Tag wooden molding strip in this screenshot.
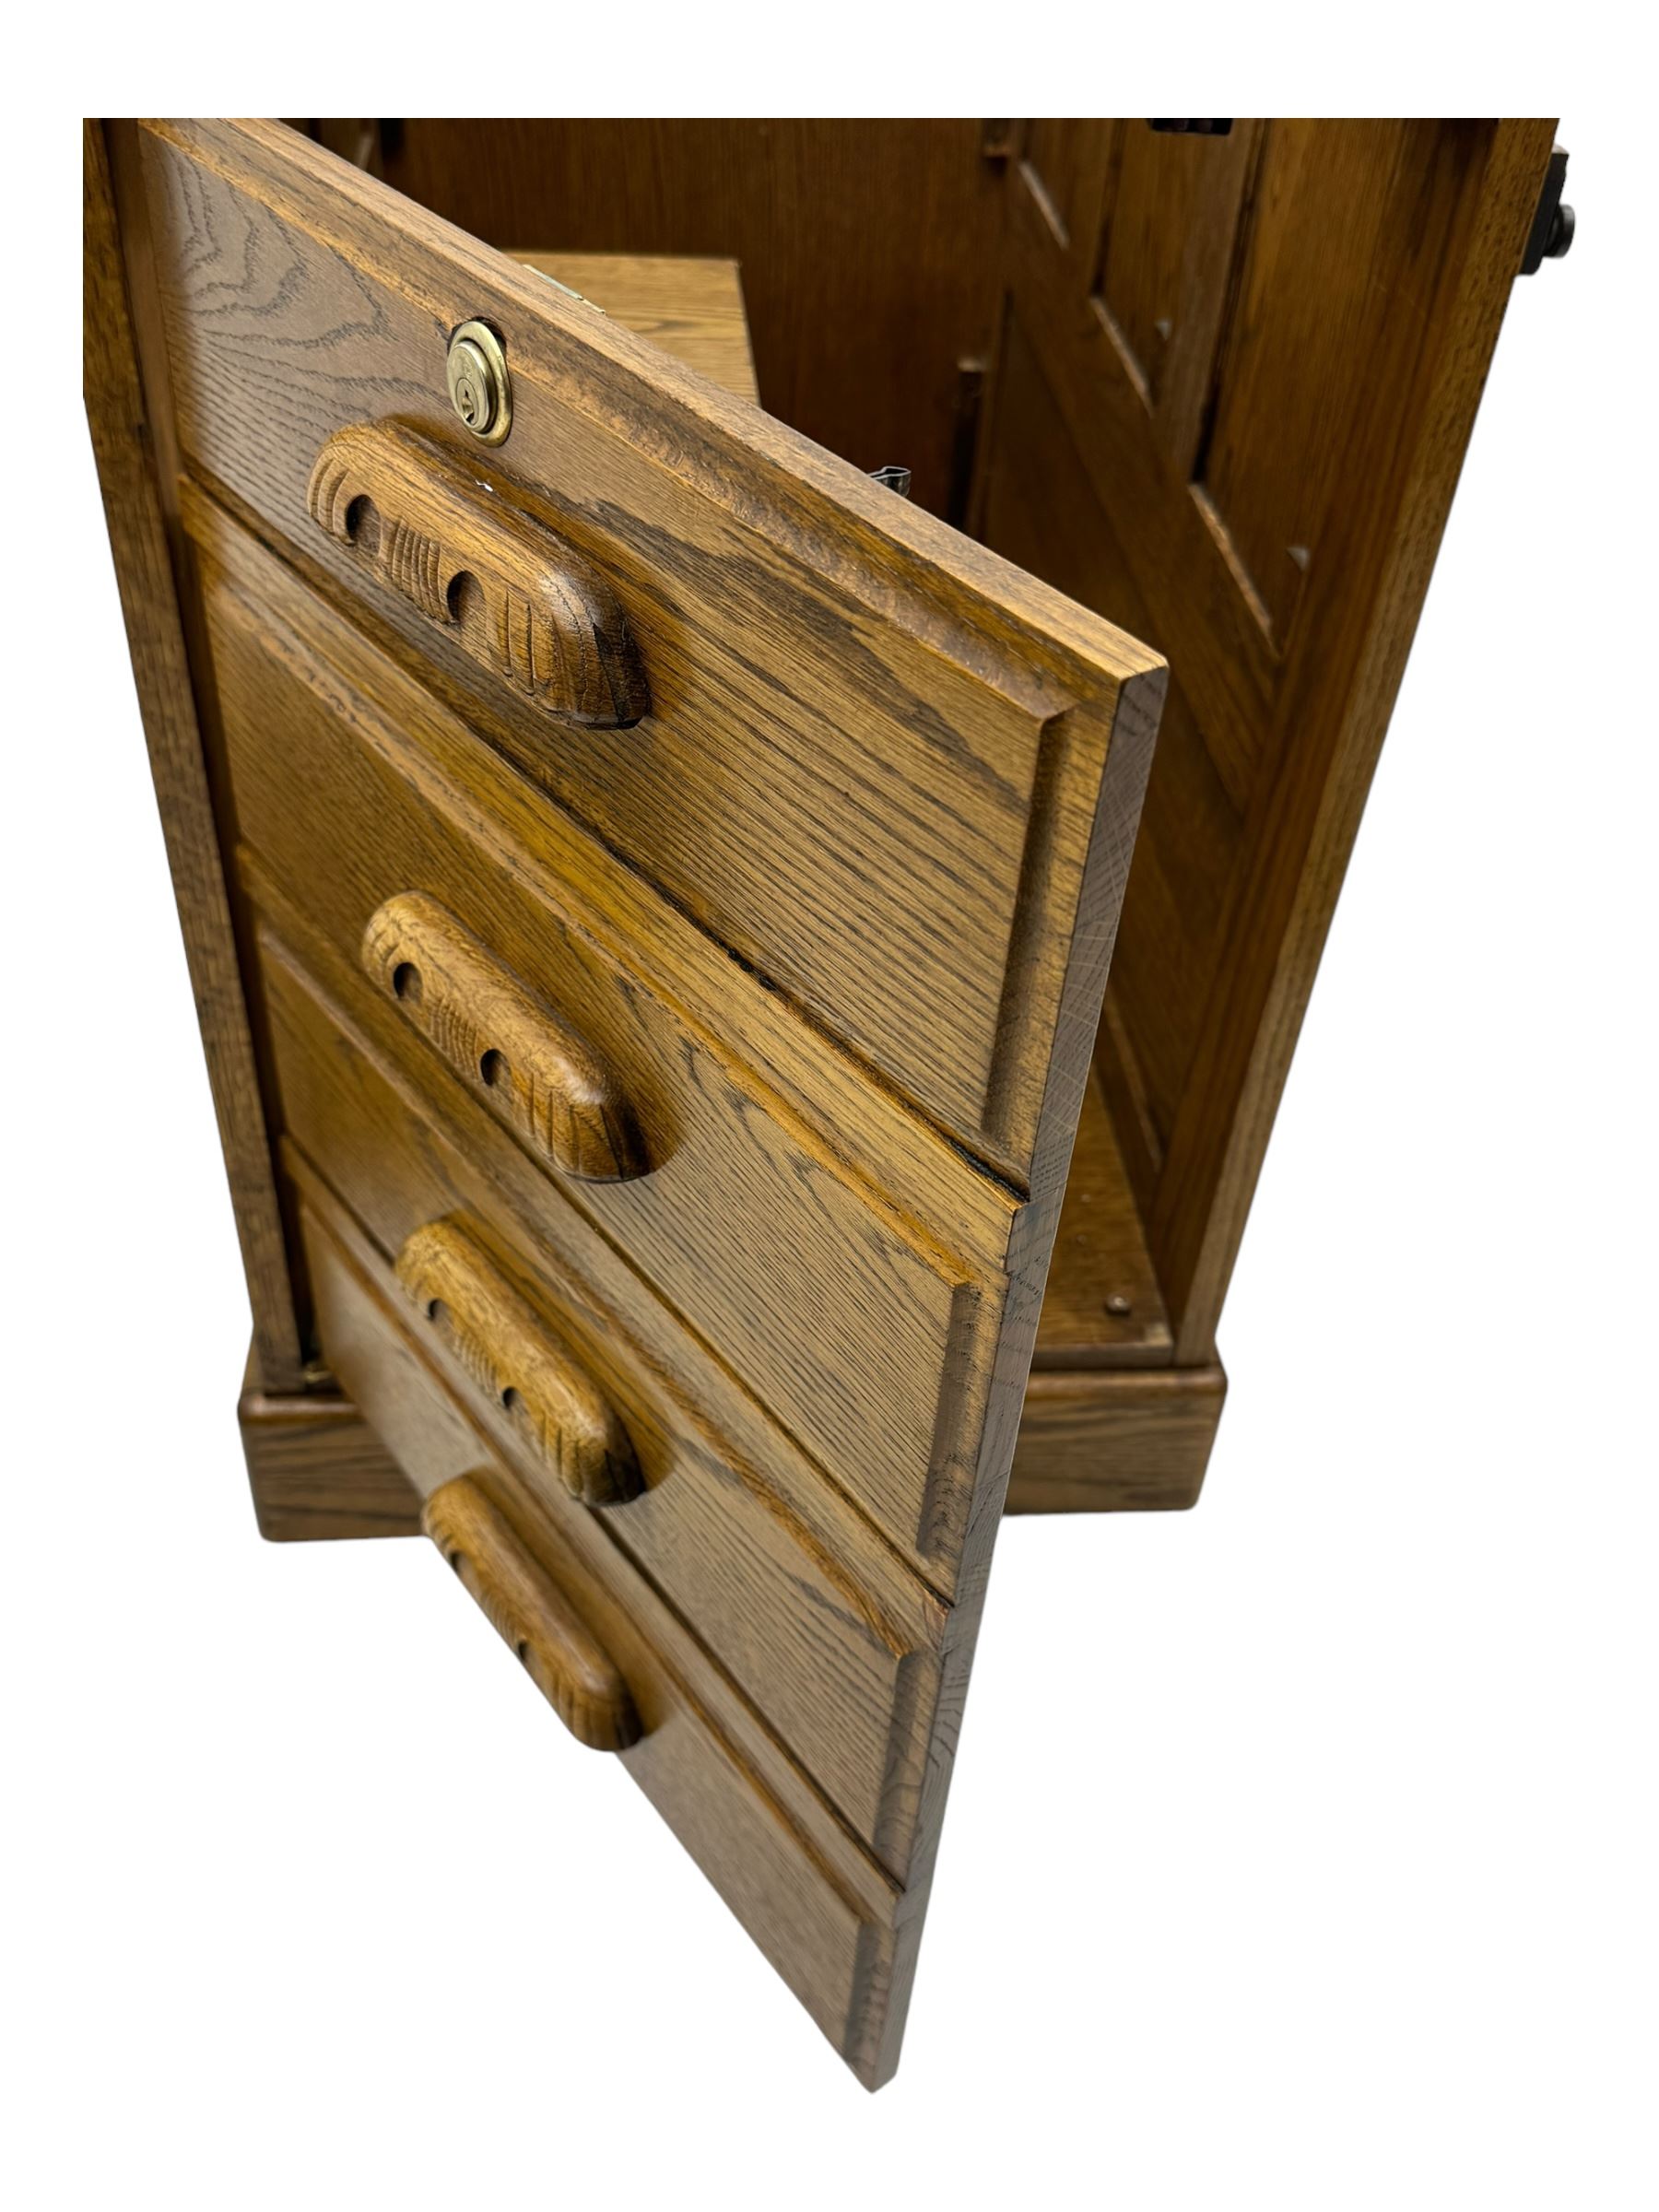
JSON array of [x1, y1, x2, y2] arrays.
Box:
[[84, 121, 306, 1391], [1006, 1361, 1226, 1513], [238, 1349, 423, 1541], [1149, 122, 1559, 1361]]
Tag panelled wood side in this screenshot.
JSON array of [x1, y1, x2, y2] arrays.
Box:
[[975, 118, 1557, 1366]]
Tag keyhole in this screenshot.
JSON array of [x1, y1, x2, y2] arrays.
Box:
[[446, 323, 511, 445]]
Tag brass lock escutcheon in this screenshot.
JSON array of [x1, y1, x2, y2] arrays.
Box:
[[446, 319, 512, 445]]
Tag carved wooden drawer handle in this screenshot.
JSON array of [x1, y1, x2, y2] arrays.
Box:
[[363, 894, 647, 1184], [396, 1219, 643, 1508], [306, 419, 649, 726], [423, 1476, 641, 1750]]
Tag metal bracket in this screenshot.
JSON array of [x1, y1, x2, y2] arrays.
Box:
[[1519, 145, 1575, 275]]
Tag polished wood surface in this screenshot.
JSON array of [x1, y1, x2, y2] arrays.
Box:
[[307, 419, 651, 725], [422, 1474, 641, 1750], [363, 893, 647, 1184], [127, 118, 1161, 2084]]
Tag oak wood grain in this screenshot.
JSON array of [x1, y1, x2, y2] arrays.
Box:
[[190, 481, 1024, 1281], [1148, 120, 1557, 1359], [307, 419, 650, 725], [422, 1474, 641, 1749], [94, 117, 1565, 2091]]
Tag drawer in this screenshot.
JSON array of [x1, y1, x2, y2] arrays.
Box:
[[200, 510, 1006, 1581], [143, 117, 1162, 1176], [124, 121, 1163, 2087], [264, 932, 947, 1877], [295, 1187, 901, 2069]]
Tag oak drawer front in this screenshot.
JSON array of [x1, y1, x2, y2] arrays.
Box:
[[296, 1191, 900, 2070], [133, 122, 1165, 2089], [140, 119, 1161, 1178], [265, 935, 946, 1876], [206, 557, 1001, 1580]]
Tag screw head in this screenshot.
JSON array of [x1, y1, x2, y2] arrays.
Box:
[[1545, 201, 1576, 260]]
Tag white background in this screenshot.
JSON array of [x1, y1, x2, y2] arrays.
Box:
[[10, 58, 1654, 2210]]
